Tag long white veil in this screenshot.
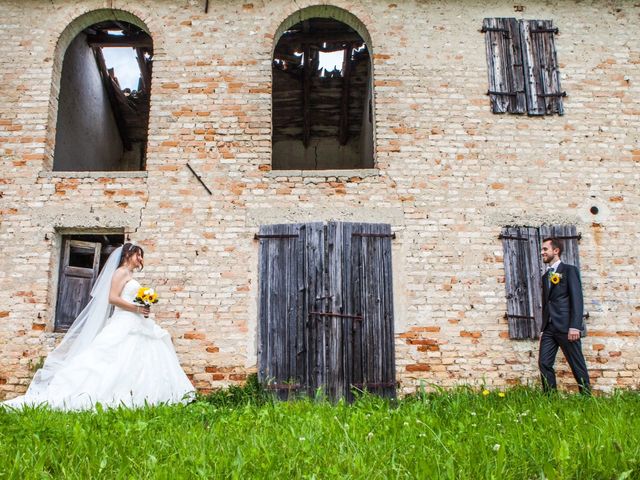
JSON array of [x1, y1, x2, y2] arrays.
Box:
[[22, 246, 123, 399]]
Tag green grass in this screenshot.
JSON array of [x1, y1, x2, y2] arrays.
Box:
[[1, 381, 639, 479]]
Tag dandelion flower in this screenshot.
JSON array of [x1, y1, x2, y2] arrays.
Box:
[[498, 392, 506, 398], [482, 389, 490, 396]]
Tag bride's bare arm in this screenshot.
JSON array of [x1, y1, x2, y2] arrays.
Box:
[[108, 268, 150, 315]]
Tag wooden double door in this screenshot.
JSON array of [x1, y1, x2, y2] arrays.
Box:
[[257, 222, 395, 401]]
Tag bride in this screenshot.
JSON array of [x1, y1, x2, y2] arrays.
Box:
[[2, 243, 195, 410]]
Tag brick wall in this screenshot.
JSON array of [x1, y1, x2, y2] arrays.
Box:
[[1, 0, 638, 397]]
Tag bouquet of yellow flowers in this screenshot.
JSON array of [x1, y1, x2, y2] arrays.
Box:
[[134, 287, 159, 307]]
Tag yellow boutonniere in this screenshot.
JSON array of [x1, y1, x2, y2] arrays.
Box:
[[549, 272, 562, 285]]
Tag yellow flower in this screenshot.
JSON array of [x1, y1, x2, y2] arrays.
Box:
[[135, 286, 159, 306], [498, 392, 506, 398], [482, 389, 490, 396], [550, 272, 561, 285]]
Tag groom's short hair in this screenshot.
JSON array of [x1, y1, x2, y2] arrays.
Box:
[[543, 237, 563, 257]]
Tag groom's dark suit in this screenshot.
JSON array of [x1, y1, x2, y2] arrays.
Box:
[[539, 262, 590, 393]]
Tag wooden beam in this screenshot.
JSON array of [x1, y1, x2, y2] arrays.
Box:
[[87, 33, 152, 48], [135, 48, 150, 92], [93, 48, 132, 150], [278, 32, 363, 46], [302, 43, 312, 148], [338, 46, 353, 146], [273, 52, 304, 64]]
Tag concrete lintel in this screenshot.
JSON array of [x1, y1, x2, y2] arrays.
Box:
[[38, 171, 148, 179], [32, 206, 143, 230], [246, 206, 404, 227], [265, 168, 380, 180]]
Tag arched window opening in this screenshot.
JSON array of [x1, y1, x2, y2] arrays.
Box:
[[272, 18, 374, 170], [53, 21, 153, 171]]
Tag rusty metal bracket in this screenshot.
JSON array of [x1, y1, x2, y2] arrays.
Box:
[[551, 233, 582, 240], [531, 27, 559, 34], [352, 232, 396, 239], [264, 383, 302, 390], [539, 92, 567, 98], [480, 26, 511, 38], [309, 311, 363, 321], [504, 313, 535, 320], [488, 90, 524, 97], [498, 233, 529, 240], [351, 382, 397, 389], [254, 233, 299, 239]]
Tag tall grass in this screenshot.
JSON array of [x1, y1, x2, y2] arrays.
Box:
[[1, 382, 638, 479]]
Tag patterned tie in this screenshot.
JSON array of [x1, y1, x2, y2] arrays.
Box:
[[547, 267, 554, 288]]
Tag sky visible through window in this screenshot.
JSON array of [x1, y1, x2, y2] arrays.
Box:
[[318, 50, 344, 76], [293, 49, 346, 75], [104, 45, 348, 89], [101, 47, 141, 91]]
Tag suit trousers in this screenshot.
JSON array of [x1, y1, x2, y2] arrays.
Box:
[[539, 329, 591, 394]]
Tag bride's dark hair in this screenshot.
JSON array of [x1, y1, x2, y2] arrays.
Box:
[[118, 242, 144, 270]]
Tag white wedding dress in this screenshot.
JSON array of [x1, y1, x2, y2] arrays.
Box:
[[3, 279, 195, 410]]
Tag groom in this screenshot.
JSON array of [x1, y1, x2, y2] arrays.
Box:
[[538, 237, 590, 394]]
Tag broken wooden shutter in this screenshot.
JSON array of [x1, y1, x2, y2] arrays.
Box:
[[482, 18, 526, 114], [257, 223, 307, 399], [501, 226, 542, 339], [520, 20, 565, 115], [55, 239, 102, 332]]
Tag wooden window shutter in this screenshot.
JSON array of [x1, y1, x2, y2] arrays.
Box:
[[501, 226, 542, 339], [334, 222, 396, 401], [483, 18, 527, 114], [55, 239, 102, 332], [520, 20, 565, 115], [539, 225, 585, 330], [257, 223, 307, 398], [539, 225, 580, 269]]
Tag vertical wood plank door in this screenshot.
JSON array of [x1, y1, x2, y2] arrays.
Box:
[[258, 222, 396, 402], [55, 240, 102, 331], [257, 223, 306, 400]]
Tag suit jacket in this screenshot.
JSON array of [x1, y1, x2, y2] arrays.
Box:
[[542, 262, 584, 334]]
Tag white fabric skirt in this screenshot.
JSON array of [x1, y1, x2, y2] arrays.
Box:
[[3, 311, 195, 410]]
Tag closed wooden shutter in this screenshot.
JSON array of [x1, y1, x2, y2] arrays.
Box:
[[340, 222, 395, 400], [539, 225, 584, 330], [539, 225, 580, 270], [482, 18, 526, 114], [501, 225, 582, 339], [501, 227, 542, 339], [258, 222, 396, 401], [55, 240, 102, 332], [520, 20, 565, 115], [257, 223, 307, 398]]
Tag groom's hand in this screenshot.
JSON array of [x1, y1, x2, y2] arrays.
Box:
[[568, 328, 580, 342]]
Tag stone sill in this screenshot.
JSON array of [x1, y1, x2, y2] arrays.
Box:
[[38, 171, 148, 179], [265, 169, 380, 179]]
